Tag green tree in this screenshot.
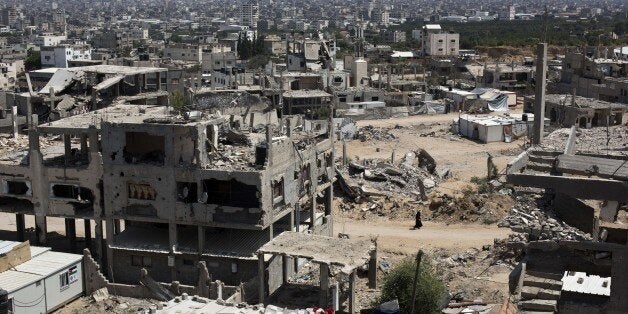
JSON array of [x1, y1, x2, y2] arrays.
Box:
[[25, 48, 41, 71], [379, 256, 446, 314], [169, 90, 188, 113]]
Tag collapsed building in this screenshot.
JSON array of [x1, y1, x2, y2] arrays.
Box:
[[505, 128, 627, 313], [0, 100, 336, 288], [523, 94, 625, 128], [3, 65, 168, 130]]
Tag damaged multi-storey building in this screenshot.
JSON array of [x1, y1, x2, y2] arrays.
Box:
[[505, 129, 627, 313], [0, 98, 336, 287], [2, 65, 169, 131]]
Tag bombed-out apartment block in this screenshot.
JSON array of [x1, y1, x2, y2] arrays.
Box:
[[524, 94, 625, 128], [0, 101, 336, 287], [5, 65, 168, 129], [506, 143, 627, 313]]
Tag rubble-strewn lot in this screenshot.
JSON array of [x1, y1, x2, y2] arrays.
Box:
[[542, 124, 628, 152]]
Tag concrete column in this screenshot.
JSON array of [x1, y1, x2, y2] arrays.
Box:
[[268, 223, 274, 240], [15, 213, 25, 242], [84, 219, 92, 249], [80, 135, 88, 154], [348, 269, 356, 313], [35, 214, 47, 245], [266, 125, 273, 166], [48, 87, 55, 122], [95, 219, 104, 262], [295, 203, 301, 232], [26, 96, 32, 128], [310, 195, 316, 231], [169, 223, 178, 281], [319, 263, 330, 306], [533, 43, 547, 145], [11, 106, 18, 138], [210, 125, 219, 149], [286, 118, 292, 137], [324, 185, 333, 216], [156, 72, 162, 91], [368, 242, 378, 289], [282, 255, 290, 284], [113, 219, 121, 235], [198, 226, 205, 254], [258, 252, 266, 305], [64, 134, 72, 165], [65, 218, 76, 252]]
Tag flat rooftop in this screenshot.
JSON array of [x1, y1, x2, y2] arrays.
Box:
[[258, 231, 376, 274], [38, 104, 222, 133], [32, 64, 168, 76], [530, 94, 626, 109]]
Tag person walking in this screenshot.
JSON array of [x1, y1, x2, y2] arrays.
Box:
[[414, 210, 423, 229]]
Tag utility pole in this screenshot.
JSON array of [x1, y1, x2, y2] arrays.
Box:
[[410, 250, 424, 314]]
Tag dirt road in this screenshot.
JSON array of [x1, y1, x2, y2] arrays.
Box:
[[334, 218, 512, 255]]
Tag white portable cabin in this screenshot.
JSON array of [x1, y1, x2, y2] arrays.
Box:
[[0, 242, 83, 314]]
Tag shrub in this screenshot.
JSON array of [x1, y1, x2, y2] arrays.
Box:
[[379, 256, 446, 314]]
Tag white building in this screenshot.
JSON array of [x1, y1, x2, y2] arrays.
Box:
[[419, 24, 459, 56], [40, 45, 92, 68], [0, 241, 84, 314], [0, 60, 23, 90], [163, 44, 203, 63], [240, 0, 259, 29], [33, 35, 68, 47]]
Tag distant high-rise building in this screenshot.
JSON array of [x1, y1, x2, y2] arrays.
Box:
[[240, 0, 260, 29], [500, 5, 516, 21], [1, 6, 18, 26]]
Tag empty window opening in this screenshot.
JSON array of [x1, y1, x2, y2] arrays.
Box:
[[272, 178, 284, 205], [51, 184, 93, 202], [131, 255, 152, 267], [201, 179, 259, 208], [124, 132, 165, 165], [128, 183, 157, 200], [177, 182, 198, 203], [231, 262, 238, 273], [183, 259, 194, 266], [3, 180, 31, 196]]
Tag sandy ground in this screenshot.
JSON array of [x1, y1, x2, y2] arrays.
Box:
[[342, 111, 525, 193], [335, 219, 512, 255]]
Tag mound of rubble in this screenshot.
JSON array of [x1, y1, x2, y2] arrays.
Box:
[[498, 195, 592, 242], [428, 193, 514, 224], [542, 124, 628, 153], [355, 125, 397, 142], [336, 149, 443, 202]]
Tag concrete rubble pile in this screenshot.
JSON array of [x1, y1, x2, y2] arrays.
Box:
[[542, 124, 628, 152], [427, 193, 511, 224], [195, 93, 270, 113], [338, 149, 441, 202], [498, 196, 592, 242], [355, 125, 397, 142]]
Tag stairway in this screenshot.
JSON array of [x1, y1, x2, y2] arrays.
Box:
[[526, 150, 561, 173], [518, 270, 562, 313]]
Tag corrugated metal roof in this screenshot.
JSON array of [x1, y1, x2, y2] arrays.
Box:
[[0, 240, 20, 255], [13, 251, 82, 277], [0, 269, 43, 293], [561, 271, 611, 296]]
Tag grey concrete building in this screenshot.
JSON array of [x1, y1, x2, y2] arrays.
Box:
[[0, 102, 335, 287]]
